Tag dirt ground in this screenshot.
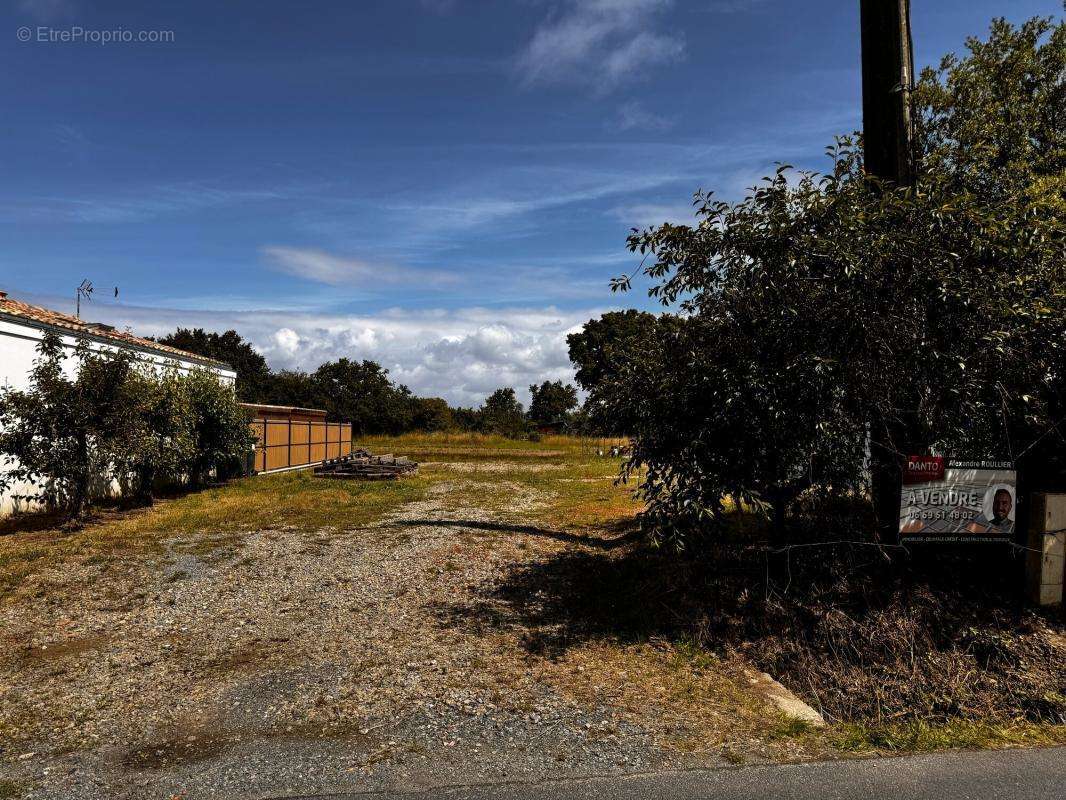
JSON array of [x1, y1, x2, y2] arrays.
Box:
[[0, 441, 818, 800]]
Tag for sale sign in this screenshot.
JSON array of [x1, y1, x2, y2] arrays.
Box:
[[898, 458, 1016, 543]]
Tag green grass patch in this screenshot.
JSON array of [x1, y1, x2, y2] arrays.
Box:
[[356, 432, 626, 462], [387, 435, 642, 532], [435, 460, 641, 530], [110, 470, 431, 535], [0, 780, 28, 800], [769, 717, 817, 740], [832, 720, 1066, 753]]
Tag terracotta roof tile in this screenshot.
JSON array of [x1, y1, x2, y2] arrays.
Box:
[[0, 294, 230, 369]]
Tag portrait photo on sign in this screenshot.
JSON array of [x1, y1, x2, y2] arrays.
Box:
[[974, 484, 1015, 531]]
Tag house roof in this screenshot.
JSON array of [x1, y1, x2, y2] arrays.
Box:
[[240, 403, 328, 418], [0, 291, 231, 370]]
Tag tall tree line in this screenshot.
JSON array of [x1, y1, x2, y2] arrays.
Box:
[[157, 329, 582, 437]]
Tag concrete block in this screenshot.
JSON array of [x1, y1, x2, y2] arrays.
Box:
[[1026, 494, 1066, 606], [750, 671, 826, 727], [1046, 494, 1066, 529], [1034, 581, 1063, 607]]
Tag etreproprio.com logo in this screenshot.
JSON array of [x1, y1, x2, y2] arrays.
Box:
[[17, 26, 175, 44]]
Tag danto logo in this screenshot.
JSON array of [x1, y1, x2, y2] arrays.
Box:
[[903, 455, 945, 485]]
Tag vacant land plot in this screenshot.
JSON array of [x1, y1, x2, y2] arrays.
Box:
[[0, 435, 1062, 799]]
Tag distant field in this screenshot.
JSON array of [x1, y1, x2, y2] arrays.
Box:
[[0, 434, 637, 604], [357, 432, 640, 530], [357, 432, 627, 461]]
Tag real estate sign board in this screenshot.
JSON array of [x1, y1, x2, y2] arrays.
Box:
[[898, 457, 1016, 543]]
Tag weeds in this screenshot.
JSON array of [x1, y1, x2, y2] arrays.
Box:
[[832, 719, 1066, 753]]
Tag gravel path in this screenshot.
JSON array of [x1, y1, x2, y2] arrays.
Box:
[[0, 479, 780, 800]]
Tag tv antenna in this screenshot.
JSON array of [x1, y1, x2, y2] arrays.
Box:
[[75, 279, 93, 318]]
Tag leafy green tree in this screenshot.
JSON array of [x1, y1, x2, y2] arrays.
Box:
[[452, 406, 480, 432], [0, 334, 143, 519], [311, 359, 413, 435], [607, 15, 1065, 546], [0, 335, 259, 516], [479, 388, 527, 438], [913, 13, 1066, 492], [183, 369, 256, 486], [268, 369, 318, 409], [567, 310, 683, 434], [157, 328, 272, 402], [567, 310, 660, 391], [527, 380, 579, 427], [411, 397, 455, 432], [122, 368, 195, 503]]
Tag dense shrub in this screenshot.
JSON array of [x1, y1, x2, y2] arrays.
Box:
[[598, 16, 1065, 547], [0, 333, 253, 520], [183, 368, 256, 486]]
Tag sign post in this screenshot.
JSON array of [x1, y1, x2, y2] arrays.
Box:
[[899, 457, 1017, 543]]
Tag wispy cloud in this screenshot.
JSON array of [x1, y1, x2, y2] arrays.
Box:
[[386, 167, 686, 235], [516, 0, 684, 93], [612, 100, 675, 132], [262, 246, 457, 288], [610, 201, 697, 228], [0, 182, 293, 224]]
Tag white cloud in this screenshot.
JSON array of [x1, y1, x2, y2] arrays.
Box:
[[610, 201, 696, 227], [272, 327, 302, 356], [612, 100, 674, 132], [262, 246, 457, 287], [19, 292, 616, 407], [386, 167, 684, 234], [516, 0, 684, 92]]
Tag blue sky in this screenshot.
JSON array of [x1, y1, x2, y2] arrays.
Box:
[[1, 0, 1060, 404]]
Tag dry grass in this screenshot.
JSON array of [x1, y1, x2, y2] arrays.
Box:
[[545, 640, 791, 758], [114, 470, 432, 535], [0, 435, 626, 604], [0, 469, 431, 603]]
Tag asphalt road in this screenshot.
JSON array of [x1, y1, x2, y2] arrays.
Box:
[[286, 747, 1064, 800]]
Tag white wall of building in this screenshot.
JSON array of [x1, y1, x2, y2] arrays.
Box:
[[0, 317, 236, 516]]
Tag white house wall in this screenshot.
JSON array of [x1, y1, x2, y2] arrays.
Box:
[[0, 317, 237, 516]]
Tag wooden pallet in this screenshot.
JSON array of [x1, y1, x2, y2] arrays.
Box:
[[313, 449, 418, 481]]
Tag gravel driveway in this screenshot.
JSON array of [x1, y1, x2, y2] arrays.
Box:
[[0, 473, 795, 800]]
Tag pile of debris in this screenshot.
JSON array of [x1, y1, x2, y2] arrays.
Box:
[[313, 449, 419, 481]]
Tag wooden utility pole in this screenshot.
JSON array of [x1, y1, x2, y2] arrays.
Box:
[[860, 0, 916, 537], [860, 0, 915, 185]]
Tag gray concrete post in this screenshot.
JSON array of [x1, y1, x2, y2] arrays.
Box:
[[1026, 494, 1065, 606]]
